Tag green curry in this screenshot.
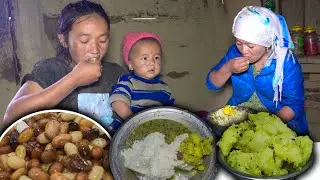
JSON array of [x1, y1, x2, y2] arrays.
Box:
[[126, 119, 191, 148]]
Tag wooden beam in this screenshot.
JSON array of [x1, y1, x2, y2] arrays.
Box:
[[299, 56, 320, 64], [301, 64, 320, 74]]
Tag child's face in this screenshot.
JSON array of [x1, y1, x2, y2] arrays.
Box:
[[128, 40, 162, 79]]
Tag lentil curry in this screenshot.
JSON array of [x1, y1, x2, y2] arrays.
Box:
[[126, 119, 191, 148]]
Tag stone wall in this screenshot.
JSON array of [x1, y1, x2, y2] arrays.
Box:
[[0, 0, 18, 122]]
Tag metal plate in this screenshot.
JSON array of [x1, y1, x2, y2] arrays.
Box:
[[217, 148, 315, 180], [110, 107, 217, 180]]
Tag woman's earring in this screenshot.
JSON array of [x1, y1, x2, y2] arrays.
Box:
[[266, 48, 269, 52]]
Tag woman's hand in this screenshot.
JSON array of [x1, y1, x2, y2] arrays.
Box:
[[276, 106, 295, 122], [208, 57, 249, 90], [228, 57, 250, 74], [70, 60, 102, 87]]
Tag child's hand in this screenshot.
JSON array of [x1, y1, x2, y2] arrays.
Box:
[[112, 101, 133, 120], [228, 57, 250, 74]]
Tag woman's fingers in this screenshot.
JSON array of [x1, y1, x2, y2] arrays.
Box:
[[238, 61, 249, 72], [231, 57, 249, 73]]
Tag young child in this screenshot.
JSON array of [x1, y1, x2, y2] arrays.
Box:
[[110, 32, 175, 120]]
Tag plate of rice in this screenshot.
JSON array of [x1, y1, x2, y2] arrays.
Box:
[[109, 107, 217, 180]]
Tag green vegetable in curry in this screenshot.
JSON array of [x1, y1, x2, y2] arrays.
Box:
[[126, 119, 191, 147]]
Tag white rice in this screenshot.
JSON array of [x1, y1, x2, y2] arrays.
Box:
[[121, 132, 189, 180]]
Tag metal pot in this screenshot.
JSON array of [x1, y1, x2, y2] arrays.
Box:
[[109, 107, 217, 180]]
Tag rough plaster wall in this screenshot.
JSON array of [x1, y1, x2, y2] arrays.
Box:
[[2, 0, 260, 118], [0, 0, 18, 122], [0, 0, 56, 120], [14, 0, 56, 78]]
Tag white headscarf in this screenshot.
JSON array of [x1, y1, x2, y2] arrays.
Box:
[[232, 6, 295, 107]]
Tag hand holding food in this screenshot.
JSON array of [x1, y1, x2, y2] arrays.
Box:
[[228, 57, 250, 74], [70, 59, 102, 87]]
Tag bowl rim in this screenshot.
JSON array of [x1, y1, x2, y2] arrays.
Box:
[[217, 148, 315, 180], [0, 109, 111, 140], [109, 106, 218, 180]]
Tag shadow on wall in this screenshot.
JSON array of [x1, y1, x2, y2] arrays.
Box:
[[166, 71, 190, 79], [43, 15, 59, 55], [0, 0, 19, 84]]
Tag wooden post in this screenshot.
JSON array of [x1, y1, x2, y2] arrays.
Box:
[[280, 0, 305, 28]]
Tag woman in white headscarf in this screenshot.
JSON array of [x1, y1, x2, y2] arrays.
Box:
[[206, 6, 308, 135]]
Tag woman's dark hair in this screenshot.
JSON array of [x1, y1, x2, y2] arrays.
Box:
[[56, 0, 110, 60]]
